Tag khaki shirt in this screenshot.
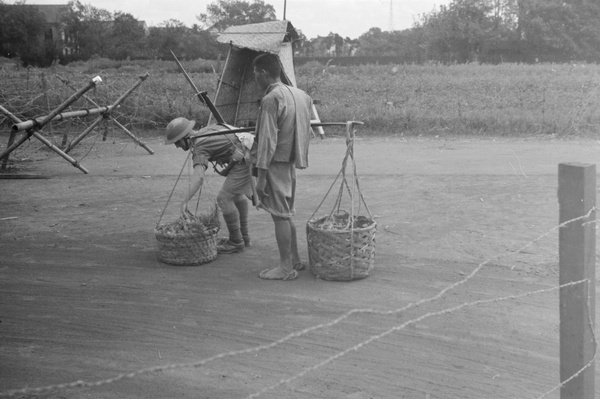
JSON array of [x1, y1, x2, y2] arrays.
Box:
[[192, 133, 238, 169], [254, 82, 313, 170]]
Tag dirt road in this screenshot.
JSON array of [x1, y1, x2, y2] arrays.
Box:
[[1, 134, 599, 398]]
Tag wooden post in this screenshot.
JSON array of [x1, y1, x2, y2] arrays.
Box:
[[558, 162, 596, 399], [1, 130, 17, 171], [41, 72, 52, 134]]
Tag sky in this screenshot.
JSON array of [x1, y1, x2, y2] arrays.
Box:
[[10, 0, 453, 39]]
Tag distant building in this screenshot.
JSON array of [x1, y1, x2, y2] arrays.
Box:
[[206, 24, 221, 36], [27, 4, 72, 56], [24, 4, 148, 57]]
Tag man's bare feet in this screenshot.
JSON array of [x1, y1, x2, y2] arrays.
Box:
[[258, 268, 298, 280], [293, 262, 306, 271]]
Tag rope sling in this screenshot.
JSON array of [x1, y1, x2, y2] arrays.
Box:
[[307, 122, 377, 281]]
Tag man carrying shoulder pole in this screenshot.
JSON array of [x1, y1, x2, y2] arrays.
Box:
[[165, 119, 252, 254]]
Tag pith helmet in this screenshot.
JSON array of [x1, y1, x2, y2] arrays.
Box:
[[165, 117, 195, 144]]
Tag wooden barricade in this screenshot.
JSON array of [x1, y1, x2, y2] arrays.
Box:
[[0, 73, 153, 174]]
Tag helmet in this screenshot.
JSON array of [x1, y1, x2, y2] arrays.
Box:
[[165, 117, 195, 144]]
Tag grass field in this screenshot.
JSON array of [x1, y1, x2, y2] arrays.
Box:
[[1, 58, 600, 138]]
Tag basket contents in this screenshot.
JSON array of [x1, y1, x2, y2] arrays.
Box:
[[155, 212, 219, 238], [155, 206, 220, 266], [311, 211, 373, 230]]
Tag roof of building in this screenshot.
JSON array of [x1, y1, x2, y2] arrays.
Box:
[[27, 4, 69, 24], [216, 20, 299, 53]]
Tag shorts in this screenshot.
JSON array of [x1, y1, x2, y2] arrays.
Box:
[[259, 162, 296, 218], [220, 161, 252, 199]]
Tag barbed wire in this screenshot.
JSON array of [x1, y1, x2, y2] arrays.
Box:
[[0, 210, 596, 398], [246, 278, 594, 399]]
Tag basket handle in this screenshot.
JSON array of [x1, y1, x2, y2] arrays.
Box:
[[156, 150, 192, 228], [309, 121, 372, 224]]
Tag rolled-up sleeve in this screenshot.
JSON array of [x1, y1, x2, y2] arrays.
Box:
[[255, 98, 280, 170], [192, 149, 209, 169]]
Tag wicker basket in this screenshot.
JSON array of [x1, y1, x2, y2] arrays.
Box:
[[306, 121, 376, 281], [307, 213, 377, 281], [155, 225, 219, 266]]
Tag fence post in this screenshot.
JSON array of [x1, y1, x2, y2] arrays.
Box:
[[41, 72, 52, 134], [558, 162, 596, 399]]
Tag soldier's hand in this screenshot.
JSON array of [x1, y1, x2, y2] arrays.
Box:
[[180, 201, 193, 218]]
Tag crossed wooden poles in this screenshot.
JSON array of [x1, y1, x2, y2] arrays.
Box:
[[0, 73, 153, 174]]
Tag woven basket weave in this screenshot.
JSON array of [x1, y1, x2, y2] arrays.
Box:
[[155, 226, 219, 266], [307, 215, 377, 281]]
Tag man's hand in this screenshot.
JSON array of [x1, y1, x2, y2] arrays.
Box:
[[180, 201, 193, 218], [255, 169, 269, 201], [256, 183, 267, 200]]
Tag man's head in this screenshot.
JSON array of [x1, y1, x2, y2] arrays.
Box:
[[252, 53, 282, 90], [165, 117, 195, 151]]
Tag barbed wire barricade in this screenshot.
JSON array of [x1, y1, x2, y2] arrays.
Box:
[[0, 68, 216, 169], [0, 210, 596, 398]]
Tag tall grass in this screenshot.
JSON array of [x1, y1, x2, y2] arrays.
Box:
[[295, 62, 600, 137], [2, 59, 600, 138]]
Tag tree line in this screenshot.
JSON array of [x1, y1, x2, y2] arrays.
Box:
[[1, 0, 600, 67], [348, 0, 600, 63], [0, 0, 232, 66]]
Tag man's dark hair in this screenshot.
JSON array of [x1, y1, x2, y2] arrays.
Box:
[[252, 53, 281, 79]]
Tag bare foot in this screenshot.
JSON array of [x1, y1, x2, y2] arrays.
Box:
[[293, 262, 306, 271], [258, 268, 298, 280]]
